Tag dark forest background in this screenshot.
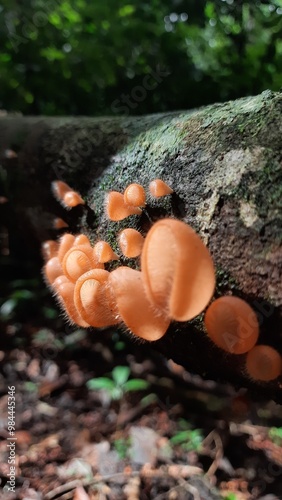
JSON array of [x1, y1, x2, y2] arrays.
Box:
[[1, 0, 282, 116]]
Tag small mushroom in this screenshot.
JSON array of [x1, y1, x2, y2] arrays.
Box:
[[105, 191, 142, 221], [74, 269, 119, 327], [141, 218, 215, 321], [51, 180, 85, 209], [124, 183, 146, 207], [53, 218, 68, 229], [245, 345, 282, 381], [118, 228, 144, 258], [62, 245, 103, 283], [63, 191, 85, 209], [93, 241, 119, 263], [204, 296, 259, 354], [57, 234, 75, 263], [44, 257, 63, 285], [149, 179, 173, 198], [51, 180, 71, 201], [74, 234, 91, 247], [108, 266, 170, 341], [53, 276, 89, 328]]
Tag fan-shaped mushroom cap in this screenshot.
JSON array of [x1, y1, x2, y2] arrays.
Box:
[[93, 241, 119, 263], [204, 296, 259, 354], [53, 218, 68, 229], [63, 191, 85, 208], [141, 218, 215, 321], [74, 269, 119, 327], [51, 180, 71, 201], [52, 274, 69, 292], [108, 266, 170, 341], [149, 179, 173, 198], [44, 257, 63, 285], [42, 240, 59, 262], [105, 191, 142, 221], [118, 228, 144, 258], [57, 234, 75, 263], [246, 345, 282, 381], [74, 234, 91, 247], [124, 183, 146, 207], [62, 245, 103, 283], [53, 277, 89, 327]]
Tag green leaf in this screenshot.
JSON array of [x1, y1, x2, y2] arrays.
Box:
[[269, 427, 282, 444], [40, 47, 65, 61], [112, 366, 130, 386], [87, 377, 115, 391], [23, 381, 38, 392], [170, 430, 194, 445], [118, 5, 135, 17], [224, 494, 238, 500], [114, 341, 126, 351], [140, 393, 157, 407], [11, 289, 34, 300], [205, 1, 215, 19], [48, 12, 62, 28], [123, 379, 149, 392]]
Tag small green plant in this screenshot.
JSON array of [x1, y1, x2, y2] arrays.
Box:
[[87, 365, 149, 401], [269, 427, 282, 445], [170, 428, 203, 452], [23, 381, 38, 393], [224, 494, 238, 500], [113, 437, 131, 460]]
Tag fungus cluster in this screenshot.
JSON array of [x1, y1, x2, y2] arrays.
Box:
[[105, 180, 173, 221], [51, 180, 85, 209], [44, 177, 215, 339], [43, 177, 282, 383]]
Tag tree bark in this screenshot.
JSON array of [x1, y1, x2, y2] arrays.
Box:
[[0, 90, 281, 403]]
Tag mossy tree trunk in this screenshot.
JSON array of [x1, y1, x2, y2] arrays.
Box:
[[0, 90, 281, 403]]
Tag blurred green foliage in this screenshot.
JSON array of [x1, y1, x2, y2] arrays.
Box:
[[0, 0, 282, 115]]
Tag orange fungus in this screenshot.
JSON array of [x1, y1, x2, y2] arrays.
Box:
[[57, 234, 75, 263], [63, 191, 85, 209], [51, 180, 85, 209], [93, 241, 119, 263], [149, 179, 173, 198], [53, 277, 89, 328], [62, 245, 103, 283], [53, 218, 68, 229], [74, 234, 91, 247], [141, 218, 215, 321], [51, 180, 70, 201], [246, 345, 282, 381], [108, 266, 170, 341], [105, 191, 142, 221], [74, 269, 119, 327], [44, 257, 63, 285], [118, 228, 144, 258], [124, 183, 146, 208], [204, 296, 259, 354]]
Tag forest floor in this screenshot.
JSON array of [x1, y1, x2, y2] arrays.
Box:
[[0, 291, 282, 500]]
